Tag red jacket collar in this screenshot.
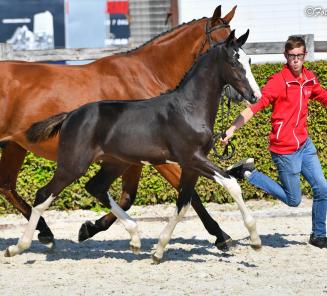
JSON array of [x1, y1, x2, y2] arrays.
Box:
[[281, 64, 315, 84]]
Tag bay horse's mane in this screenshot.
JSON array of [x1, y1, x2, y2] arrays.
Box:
[[95, 17, 208, 60], [118, 44, 219, 101], [109, 44, 216, 102], [160, 45, 214, 96]]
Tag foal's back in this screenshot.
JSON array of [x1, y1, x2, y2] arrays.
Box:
[[59, 95, 179, 164]]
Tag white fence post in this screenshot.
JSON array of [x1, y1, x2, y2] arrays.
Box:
[[304, 34, 315, 62], [0, 43, 13, 60], [289, 34, 314, 61]]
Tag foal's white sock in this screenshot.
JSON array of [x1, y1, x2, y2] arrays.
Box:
[[244, 170, 253, 179]]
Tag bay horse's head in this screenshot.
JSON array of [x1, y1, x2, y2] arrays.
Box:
[[218, 30, 261, 104], [199, 5, 237, 53], [207, 5, 237, 43]]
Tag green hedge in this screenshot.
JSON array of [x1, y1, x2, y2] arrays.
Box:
[[0, 61, 326, 214]]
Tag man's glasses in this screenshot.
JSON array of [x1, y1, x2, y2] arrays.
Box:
[[286, 53, 306, 60]]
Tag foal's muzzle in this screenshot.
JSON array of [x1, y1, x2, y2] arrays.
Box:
[[224, 85, 257, 104], [247, 94, 258, 104], [224, 85, 243, 103]]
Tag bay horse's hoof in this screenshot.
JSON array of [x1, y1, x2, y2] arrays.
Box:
[[129, 245, 141, 254], [78, 221, 94, 242], [38, 229, 55, 245], [215, 237, 233, 251], [151, 254, 162, 264]]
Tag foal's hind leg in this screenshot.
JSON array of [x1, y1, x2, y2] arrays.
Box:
[[78, 165, 142, 242], [5, 164, 89, 257], [81, 163, 141, 252], [0, 142, 54, 245], [153, 170, 199, 264]]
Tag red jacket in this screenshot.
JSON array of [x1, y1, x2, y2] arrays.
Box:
[[250, 65, 327, 154]]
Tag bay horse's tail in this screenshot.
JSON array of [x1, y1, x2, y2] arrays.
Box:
[[26, 112, 69, 143]]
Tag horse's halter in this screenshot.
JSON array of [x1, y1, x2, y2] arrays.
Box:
[[211, 85, 235, 161], [196, 19, 230, 57], [197, 20, 236, 161]]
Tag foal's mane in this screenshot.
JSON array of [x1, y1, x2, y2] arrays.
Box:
[[160, 44, 222, 96]]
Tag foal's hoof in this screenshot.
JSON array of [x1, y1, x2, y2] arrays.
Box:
[[4, 248, 12, 257], [78, 221, 94, 242], [38, 230, 55, 245], [151, 254, 162, 264], [44, 241, 56, 251], [4, 245, 19, 257], [129, 245, 141, 254], [250, 243, 262, 251], [215, 237, 233, 252]]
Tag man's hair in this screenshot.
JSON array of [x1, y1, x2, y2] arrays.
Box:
[[285, 36, 306, 53]]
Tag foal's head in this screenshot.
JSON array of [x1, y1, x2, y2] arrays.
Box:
[[218, 30, 260, 104]]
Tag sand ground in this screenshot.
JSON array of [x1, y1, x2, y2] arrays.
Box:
[[0, 198, 326, 296]]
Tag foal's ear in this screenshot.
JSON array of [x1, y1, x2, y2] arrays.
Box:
[[235, 29, 249, 48], [225, 30, 236, 47], [222, 5, 237, 24], [211, 5, 221, 25]]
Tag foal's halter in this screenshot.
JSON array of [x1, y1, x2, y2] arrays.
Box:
[[196, 19, 235, 160], [211, 85, 236, 161]]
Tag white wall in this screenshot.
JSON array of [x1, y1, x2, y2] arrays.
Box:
[[178, 0, 327, 63]]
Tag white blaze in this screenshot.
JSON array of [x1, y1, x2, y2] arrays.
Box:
[[239, 49, 262, 99]]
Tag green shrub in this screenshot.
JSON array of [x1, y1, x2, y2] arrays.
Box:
[[0, 61, 326, 214]]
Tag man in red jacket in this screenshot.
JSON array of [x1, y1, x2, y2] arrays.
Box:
[[222, 36, 327, 248]]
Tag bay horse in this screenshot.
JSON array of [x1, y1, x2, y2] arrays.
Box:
[[6, 30, 261, 263], [0, 5, 252, 250]]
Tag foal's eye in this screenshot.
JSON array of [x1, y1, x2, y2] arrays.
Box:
[[230, 59, 238, 67]]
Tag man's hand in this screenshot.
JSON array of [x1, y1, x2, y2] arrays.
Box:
[[221, 127, 235, 145]]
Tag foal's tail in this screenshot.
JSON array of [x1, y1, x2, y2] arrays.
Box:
[[26, 112, 69, 143]]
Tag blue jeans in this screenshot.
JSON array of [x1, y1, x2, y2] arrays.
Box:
[[247, 138, 327, 237]]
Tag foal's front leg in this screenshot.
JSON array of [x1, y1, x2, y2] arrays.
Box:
[[152, 170, 199, 264], [192, 155, 262, 249], [154, 164, 232, 250]]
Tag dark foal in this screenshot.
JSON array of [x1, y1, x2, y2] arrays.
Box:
[[0, 5, 241, 249], [6, 30, 261, 262]]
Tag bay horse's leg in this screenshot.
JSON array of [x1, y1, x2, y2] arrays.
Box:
[[80, 163, 141, 252], [154, 164, 232, 250], [0, 142, 54, 245], [152, 170, 199, 264], [189, 154, 262, 250]]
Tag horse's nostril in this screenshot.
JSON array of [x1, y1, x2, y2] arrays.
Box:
[[251, 96, 257, 103]]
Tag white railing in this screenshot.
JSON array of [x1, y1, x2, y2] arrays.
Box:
[[0, 34, 326, 62]]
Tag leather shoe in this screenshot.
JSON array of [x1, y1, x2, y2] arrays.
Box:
[[225, 158, 255, 180], [309, 234, 327, 248]]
